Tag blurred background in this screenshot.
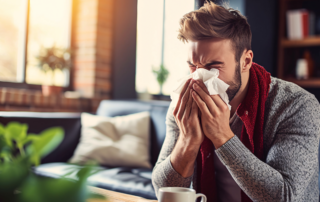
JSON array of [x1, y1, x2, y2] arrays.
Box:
[[0, 0, 320, 112]]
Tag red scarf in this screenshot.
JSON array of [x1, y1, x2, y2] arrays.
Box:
[[196, 63, 271, 202]]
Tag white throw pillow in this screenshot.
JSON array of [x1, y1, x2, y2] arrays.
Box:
[[69, 111, 151, 168]]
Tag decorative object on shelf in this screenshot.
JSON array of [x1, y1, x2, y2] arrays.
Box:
[[286, 9, 316, 39], [286, 9, 309, 40], [296, 59, 308, 80], [36, 46, 72, 96], [0, 122, 105, 202], [303, 50, 314, 78], [309, 11, 315, 36], [152, 64, 169, 95], [41, 85, 64, 96]]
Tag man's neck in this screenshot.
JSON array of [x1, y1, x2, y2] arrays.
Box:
[[229, 71, 250, 118]]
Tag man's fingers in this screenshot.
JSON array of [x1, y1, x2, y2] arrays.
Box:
[[195, 80, 209, 94], [193, 83, 218, 114], [195, 80, 228, 111], [210, 95, 229, 111], [185, 89, 194, 118], [190, 96, 198, 119], [177, 80, 194, 120], [173, 78, 192, 116], [192, 90, 211, 116]]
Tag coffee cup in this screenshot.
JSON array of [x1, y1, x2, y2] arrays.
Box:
[[158, 187, 207, 202]]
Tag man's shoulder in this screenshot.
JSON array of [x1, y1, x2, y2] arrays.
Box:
[[267, 76, 319, 112]]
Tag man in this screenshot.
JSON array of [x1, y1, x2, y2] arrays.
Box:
[[152, 2, 320, 202]]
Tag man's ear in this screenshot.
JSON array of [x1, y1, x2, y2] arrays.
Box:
[[242, 50, 253, 72]]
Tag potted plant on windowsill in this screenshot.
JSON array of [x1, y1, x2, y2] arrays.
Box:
[[36, 46, 72, 96], [152, 64, 169, 100]]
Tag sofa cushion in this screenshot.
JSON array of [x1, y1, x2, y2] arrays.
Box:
[[96, 100, 170, 166], [33, 162, 156, 200], [70, 112, 152, 168]]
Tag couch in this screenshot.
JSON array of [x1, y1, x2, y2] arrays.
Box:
[[0, 100, 171, 200], [1, 99, 319, 200]]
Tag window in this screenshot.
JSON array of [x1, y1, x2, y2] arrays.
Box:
[[135, 0, 245, 96], [0, 0, 72, 87], [228, 0, 245, 16], [0, 0, 27, 82], [135, 0, 195, 96]]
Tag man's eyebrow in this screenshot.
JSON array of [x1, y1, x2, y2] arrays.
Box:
[[187, 61, 194, 66], [187, 61, 224, 66]]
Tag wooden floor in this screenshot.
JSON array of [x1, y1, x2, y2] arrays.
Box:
[[87, 186, 158, 202]]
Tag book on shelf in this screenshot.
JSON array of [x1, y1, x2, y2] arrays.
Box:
[[286, 9, 315, 40]]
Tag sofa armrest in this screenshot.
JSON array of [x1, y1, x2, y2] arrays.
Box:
[[0, 112, 81, 163]]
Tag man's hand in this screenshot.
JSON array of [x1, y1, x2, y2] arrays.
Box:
[[191, 80, 234, 149], [170, 78, 204, 178], [173, 79, 204, 147]]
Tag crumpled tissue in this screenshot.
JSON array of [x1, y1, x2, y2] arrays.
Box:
[[170, 68, 231, 110]]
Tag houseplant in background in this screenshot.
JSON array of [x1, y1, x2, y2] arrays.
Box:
[[0, 122, 105, 202], [37, 46, 72, 96], [152, 64, 169, 100]]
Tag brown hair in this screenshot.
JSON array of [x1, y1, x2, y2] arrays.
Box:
[[178, 1, 252, 62]]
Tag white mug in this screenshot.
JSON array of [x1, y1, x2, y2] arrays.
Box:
[[158, 187, 207, 202]]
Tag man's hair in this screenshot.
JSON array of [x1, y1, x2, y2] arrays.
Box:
[[178, 1, 252, 62]]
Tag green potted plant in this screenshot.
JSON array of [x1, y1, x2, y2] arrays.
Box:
[[36, 46, 72, 96], [152, 64, 169, 96], [0, 122, 105, 202]]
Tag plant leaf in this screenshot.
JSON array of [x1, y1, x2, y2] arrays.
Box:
[[0, 123, 5, 136], [21, 134, 40, 146], [0, 136, 12, 151], [0, 156, 30, 197], [17, 173, 88, 202], [0, 150, 12, 162], [5, 122, 28, 141], [28, 127, 64, 158], [0, 133, 12, 149]]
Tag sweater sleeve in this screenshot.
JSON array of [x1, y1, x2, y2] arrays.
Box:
[[215, 94, 320, 202], [151, 103, 193, 198]]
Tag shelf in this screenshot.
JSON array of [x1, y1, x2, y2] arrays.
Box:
[[281, 36, 320, 47], [284, 77, 320, 87]]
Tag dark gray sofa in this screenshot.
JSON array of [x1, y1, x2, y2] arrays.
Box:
[[0, 100, 170, 200], [1, 99, 319, 200]]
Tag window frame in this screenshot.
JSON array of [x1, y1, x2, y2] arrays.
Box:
[[0, 0, 74, 91]]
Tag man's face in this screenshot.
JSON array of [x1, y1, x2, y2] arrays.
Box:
[[187, 38, 241, 101]]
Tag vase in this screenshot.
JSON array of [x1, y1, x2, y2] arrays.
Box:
[[296, 59, 308, 80], [42, 85, 63, 96]]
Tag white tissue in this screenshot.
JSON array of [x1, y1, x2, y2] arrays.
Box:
[[170, 68, 231, 110]]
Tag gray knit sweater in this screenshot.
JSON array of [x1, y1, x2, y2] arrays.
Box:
[[152, 76, 320, 202]]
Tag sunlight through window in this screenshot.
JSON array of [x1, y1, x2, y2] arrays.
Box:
[[0, 0, 27, 82], [135, 0, 194, 95], [26, 0, 72, 86]]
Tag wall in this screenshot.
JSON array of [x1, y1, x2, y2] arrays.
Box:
[[72, 0, 114, 100], [245, 0, 278, 76], [112, 0, 138, 99]]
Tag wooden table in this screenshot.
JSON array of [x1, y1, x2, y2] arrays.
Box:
[[87, 186, 158, 202]]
